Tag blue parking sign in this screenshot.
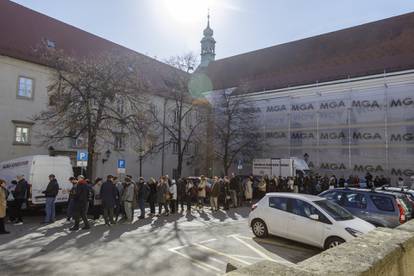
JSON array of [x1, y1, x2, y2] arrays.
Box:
[[77, 151, 88, 161], [117, 159, 126, 174], [118, 159, 126, 169]]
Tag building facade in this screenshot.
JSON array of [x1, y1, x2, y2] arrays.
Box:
[[0, 1, 207, 180], [200, 11, 414, 184]]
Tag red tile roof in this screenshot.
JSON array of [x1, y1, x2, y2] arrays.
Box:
[[202, 11, 414, 94], [0, 0, 186, 93]]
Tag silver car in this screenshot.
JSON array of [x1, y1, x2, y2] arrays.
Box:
[[320, 188, 406, 228]]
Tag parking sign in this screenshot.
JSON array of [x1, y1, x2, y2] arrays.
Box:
[[117, 159, 126, 174], [77, 151, 88, 167]]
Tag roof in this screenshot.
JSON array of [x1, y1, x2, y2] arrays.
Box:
[[265, 192, 324, 202], [202, 11, 414, 94], [0, 0, 187, 94]]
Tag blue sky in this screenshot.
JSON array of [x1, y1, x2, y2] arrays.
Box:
[[11, 0, 414, 61]]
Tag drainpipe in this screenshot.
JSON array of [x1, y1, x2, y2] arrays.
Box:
[[161, 98, 167, 176]]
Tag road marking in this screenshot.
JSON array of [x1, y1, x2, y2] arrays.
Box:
[[194, 243, 252, 265], [168, 248, 222, 274], [209, 256, 228, 265], [169, 244, 191, 251], [198, 238, 218, 244], [235, 234, 317, 253], [229, 234, 277, 262], [228, 254, 265, 261]]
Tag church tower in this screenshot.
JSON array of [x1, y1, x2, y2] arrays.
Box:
[[200, 11, 216, 68]]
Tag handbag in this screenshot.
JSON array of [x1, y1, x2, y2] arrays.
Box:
[[165, 192, 172, 201]]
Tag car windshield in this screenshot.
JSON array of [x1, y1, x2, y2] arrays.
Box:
[[314, 199, 354, 221]]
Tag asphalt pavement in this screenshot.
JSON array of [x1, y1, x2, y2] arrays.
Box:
[[0, 207, 320, 276]]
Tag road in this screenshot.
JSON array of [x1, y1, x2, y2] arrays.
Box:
[[0, 207, 321, 276]]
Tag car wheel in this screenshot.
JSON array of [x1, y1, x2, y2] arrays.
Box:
[[324, 237, 345, 250], [251, 219, 268, 238]]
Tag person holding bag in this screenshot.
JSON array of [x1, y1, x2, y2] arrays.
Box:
[[0, 179, 10, 234]]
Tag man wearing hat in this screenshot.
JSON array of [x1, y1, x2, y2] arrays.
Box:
[[42, 174, 59, 223]]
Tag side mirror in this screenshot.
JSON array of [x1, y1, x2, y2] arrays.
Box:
[[309, 214, 319, 221]]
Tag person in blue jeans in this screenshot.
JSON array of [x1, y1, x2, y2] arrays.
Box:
[[43, 174, 59, 224]]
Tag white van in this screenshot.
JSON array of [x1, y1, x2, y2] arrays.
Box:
[[253, 157, 310, 177], [0, 155, 73, 206]]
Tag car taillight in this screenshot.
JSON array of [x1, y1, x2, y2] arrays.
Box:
[[251, 204, 258, 211], [397, 203, 406, 224]]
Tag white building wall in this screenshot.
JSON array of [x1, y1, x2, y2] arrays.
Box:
[[0, 55, 202, 181], [230, 70, 414, 184]]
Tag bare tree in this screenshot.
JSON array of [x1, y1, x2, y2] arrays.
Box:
[[210, 89, 262, 176], [33, 46, 149, 178], [149, 53, 208, 178]]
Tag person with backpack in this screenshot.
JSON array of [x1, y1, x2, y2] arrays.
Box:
[[137, 177, 149, 219], [42, 174, 59, 224], [13, 175, 28, 225], [0, 179, 10, 234]]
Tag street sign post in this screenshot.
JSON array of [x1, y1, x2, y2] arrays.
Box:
[[117, 159, 126, 174], [76, 151, 88, 167], [77, 150, 88, 176]]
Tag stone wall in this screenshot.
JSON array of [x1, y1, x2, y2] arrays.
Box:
[[227, 219, 414, 276]]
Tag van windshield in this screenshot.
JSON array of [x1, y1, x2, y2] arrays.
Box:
[[314, 199, 354, 221]]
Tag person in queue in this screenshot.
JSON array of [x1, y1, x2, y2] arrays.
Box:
[[0, 179, 10, 234], [70, 175, 90, 231]]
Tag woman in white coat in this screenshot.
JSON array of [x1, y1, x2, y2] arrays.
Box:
[[169, 180, 177, 214], [244, 176, 253, 204]]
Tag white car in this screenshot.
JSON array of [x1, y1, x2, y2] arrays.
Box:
[[248, 193, 375, 249]]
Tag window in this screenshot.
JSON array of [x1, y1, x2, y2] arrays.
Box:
[[17, 77, 33, 98], [185, 112, 192, 127], [269, 197, 288, 212], [46, 39, 56, 48], [183, 143, 189, 154], [116, 97, 125, 114], [172, 142, 179, 154], [114, 133, 126, 151], [173, 109, 179, 123], [14, 125, 31, 144], [314, 199, 353, 221], [150, 104, 158, 115], [194, 143, 199, 155], [370, 195, 395, 212], [340, 192, 367, 209], [289, 199, 331, 224], [71, 136, 86, 148]]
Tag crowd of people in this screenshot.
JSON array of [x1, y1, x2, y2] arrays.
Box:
[[0, 171, 409, 234]]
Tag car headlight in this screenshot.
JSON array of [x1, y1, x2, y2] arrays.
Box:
[[345, 227, 363, 237]]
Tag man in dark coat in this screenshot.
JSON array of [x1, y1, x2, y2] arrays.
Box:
[[137, 177, 148, 219], [176, 178, 186, 212], [100, 175, 117, 226], [13, 175, 28, 224], [70, 177, 90, 231], [43, 174, 59, 223]]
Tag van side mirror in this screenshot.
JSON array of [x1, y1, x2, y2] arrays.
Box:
[[309, 214, 319, 221]]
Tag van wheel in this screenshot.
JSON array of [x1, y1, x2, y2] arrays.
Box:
[[324, 237, 345, 250], [251, 219, 268, 238]]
